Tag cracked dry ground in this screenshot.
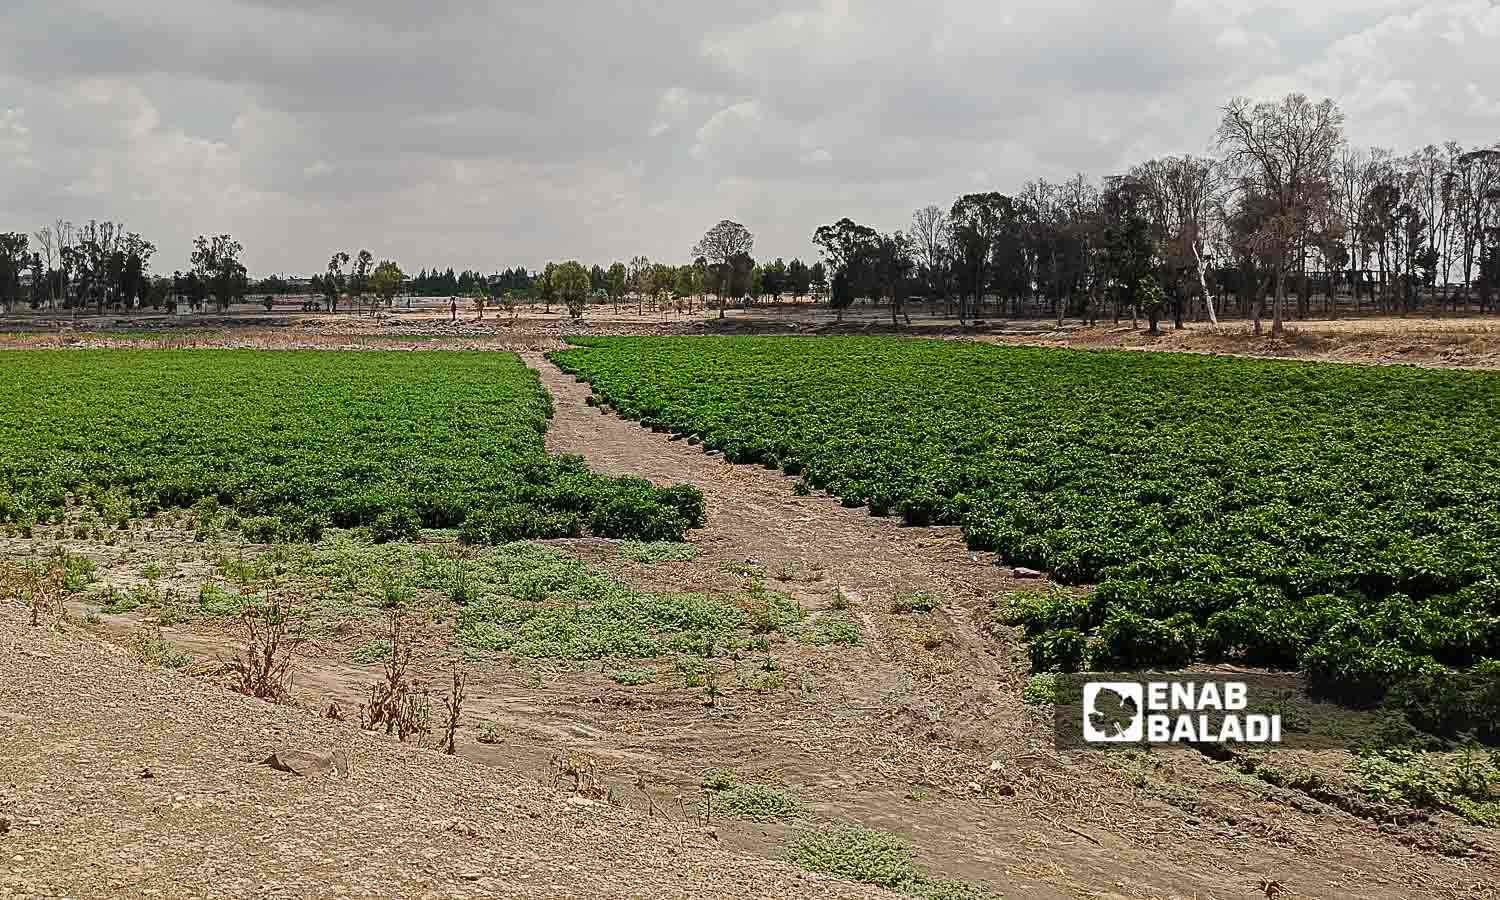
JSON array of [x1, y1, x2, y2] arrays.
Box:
[[1, 349, 1496, 899]]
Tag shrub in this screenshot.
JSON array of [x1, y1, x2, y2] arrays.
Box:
[[240, 515, 284, 544], [372, 507, 422, 544], [892, 592, 939, 614]]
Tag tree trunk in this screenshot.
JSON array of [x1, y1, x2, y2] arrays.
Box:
[[1192, 244, 1218, 326], [1272, 260, 1286, 337]]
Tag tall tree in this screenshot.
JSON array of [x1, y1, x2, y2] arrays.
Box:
[[349, 249, 374, 314], [910, 205, 949, 309], [324, 252, 350, 312], [1216, 93, 1344, 335], [0, 232, 27, 314], [552, 260, 591, 319], [370, 260, 405, 309], [606, 262, 627, 312], [691, 220, 754, 318], [811, 217, 878, 322], [190, 234, 248, 314]]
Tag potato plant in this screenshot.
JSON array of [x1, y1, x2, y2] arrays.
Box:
[[0, 350, 702, 543], [553, 337, 1500, 731]]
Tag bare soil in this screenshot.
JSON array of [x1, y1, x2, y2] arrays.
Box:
[[8, 305, 1500, 369], [3, 320, 1500, 898]]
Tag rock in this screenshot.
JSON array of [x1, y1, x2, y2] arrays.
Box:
[[260, 748, 352, 778], [703, 827, 719, 841], [987, 760, 1004, 772], [564, 796, 599, 808], [458, 872, 483, 881], [1011, 566, 1046, 579], [994, 783, 1016, 797]]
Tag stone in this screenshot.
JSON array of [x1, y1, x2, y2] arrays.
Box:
[[1011, 566, 1046, 579], [260, 748, 352, 778]]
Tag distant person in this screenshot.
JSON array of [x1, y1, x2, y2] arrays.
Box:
[[450, 299, 457, 322]]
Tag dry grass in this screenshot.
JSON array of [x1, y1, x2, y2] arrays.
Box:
[[361, 609, 431, 743], [228, 601, 302, 702], [438, 662, 468, 755], [3, 555, 67, 628]]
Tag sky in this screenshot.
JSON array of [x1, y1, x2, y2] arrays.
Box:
[[3, 0, 1498, 275]]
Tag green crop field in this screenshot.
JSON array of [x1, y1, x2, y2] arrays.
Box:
[[0, 350, 701, 543], [554, 336, 1500, 728]]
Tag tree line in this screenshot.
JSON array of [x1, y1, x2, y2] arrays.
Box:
[[808, 93, 1500, 335], [0, 221, 252, 316]]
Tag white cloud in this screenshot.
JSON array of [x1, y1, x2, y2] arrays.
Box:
[[0, 0, 1495, 273]]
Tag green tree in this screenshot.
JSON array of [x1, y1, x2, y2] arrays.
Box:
[[0, 232, 28, 314], [691, 220, 754, 318], [537, 262, 557, 313], [370, 260, 405, 309], [190, 234, 248, 313], [324, 252, 349, 312], [553, 260, 591, 319], [812, 218, 878, 322], [350, 249, 374, 314], [606, 262, 627, 312]]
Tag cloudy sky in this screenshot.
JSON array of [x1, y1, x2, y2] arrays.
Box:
[[3, 0, 1498, 275]]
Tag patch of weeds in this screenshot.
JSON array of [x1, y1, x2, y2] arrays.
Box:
[[675, 656, 708, 687], [702, 767, 739, 791], [702, 771, 806, 822], [373, 568, 416, 609], [449, 558, 474, 605], [610, 668, 655, 686], [788, 826, 994, 900], [892, 591, 938, 614], [60, 552, 96, 593], [745, 671, 785, 693], [619, 541, 698, 564], [830, 586, 851, 611], [1021, 673, 1060, 706], [800, 615, 862, 647], [749, 589, 805, 634], [140, 562, 162, 581], [351, 638, 393, 663], [129, 624, 190, 669], [910, 626, 946, 651], [1354, 740, 1500, 825], [198, 582, 253, 618], [1246, 760, 1326, 793], [97, 586, 141, 615], [476, 722, 504, 745], [153, 590, 192, 626], [454, 545, 745, 660]]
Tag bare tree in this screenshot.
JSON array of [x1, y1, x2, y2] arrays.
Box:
[[910, 205, 948, 311], [1135, 155, 1223, 325], [1215, 94, 1344, 336], [691, 220, 754, 319]]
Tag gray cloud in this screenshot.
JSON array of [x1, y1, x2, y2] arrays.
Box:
[[2, 0, 1496, 275]]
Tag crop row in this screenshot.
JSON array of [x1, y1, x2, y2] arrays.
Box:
[[0, 350, 702, 543], [552, 337, 1500, 734]]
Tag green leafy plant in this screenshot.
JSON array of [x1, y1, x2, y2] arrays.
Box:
[[788, 826, 994, 899]]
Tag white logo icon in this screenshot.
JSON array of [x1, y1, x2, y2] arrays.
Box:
[[1082, 682, 1144, 742]]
